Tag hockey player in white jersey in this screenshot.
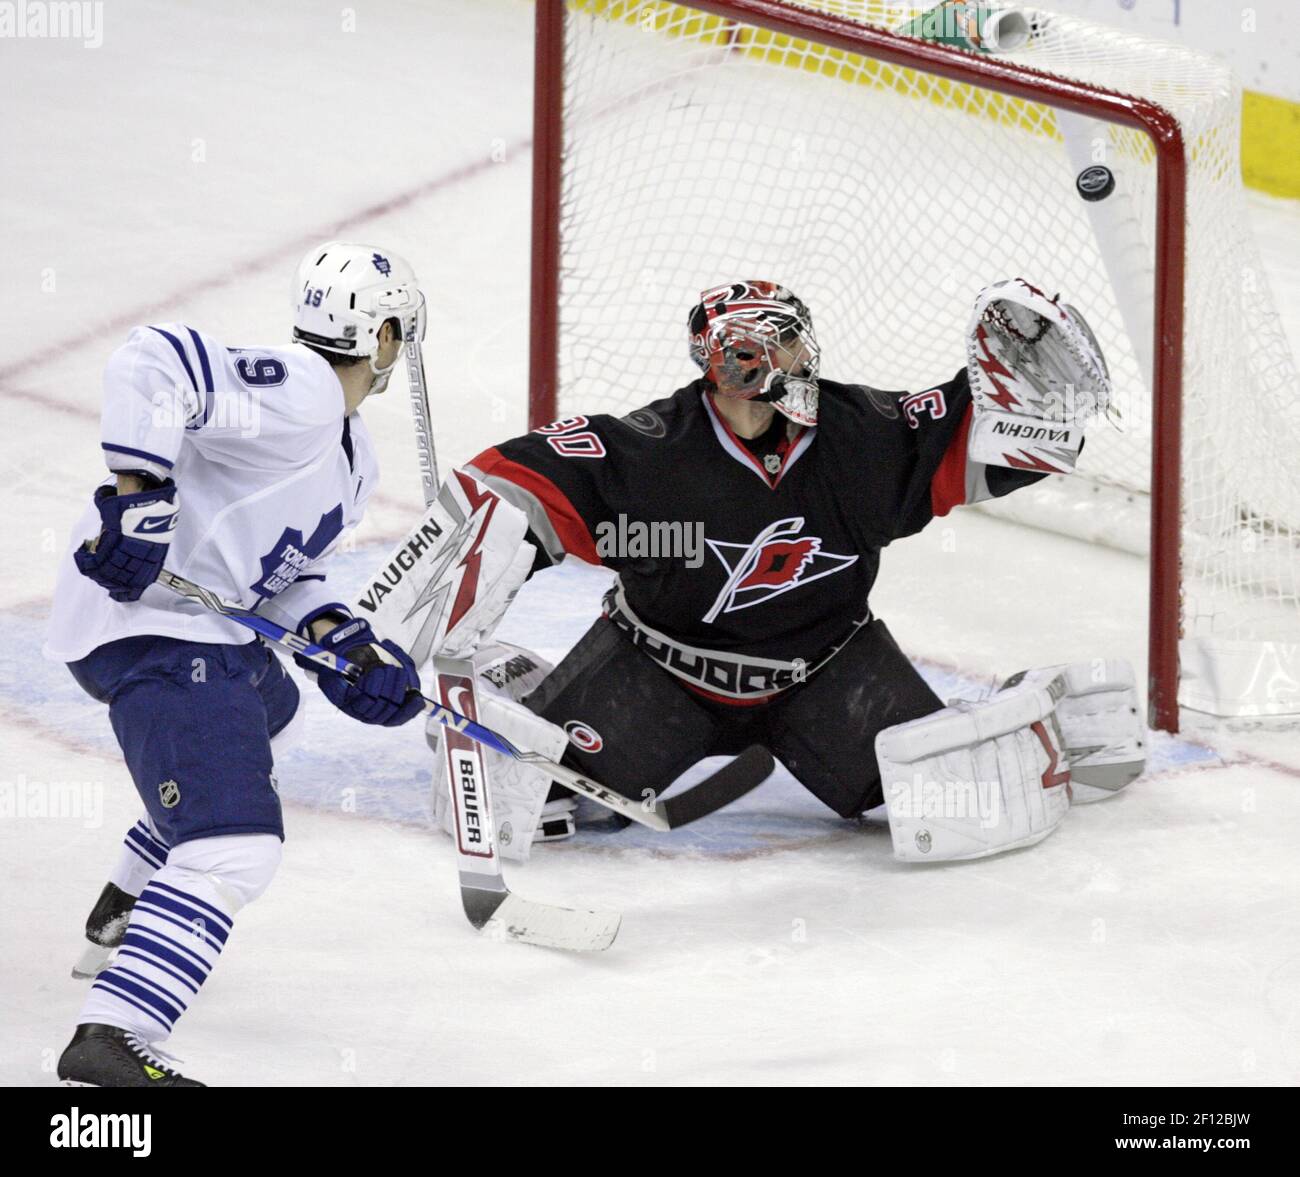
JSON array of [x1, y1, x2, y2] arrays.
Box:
[[44, 242, 428, 1087]]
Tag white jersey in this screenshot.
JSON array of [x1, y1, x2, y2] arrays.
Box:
[[44, 323, 378, 663]]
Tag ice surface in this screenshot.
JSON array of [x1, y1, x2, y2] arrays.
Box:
[[0, 0, 1297, 1086]]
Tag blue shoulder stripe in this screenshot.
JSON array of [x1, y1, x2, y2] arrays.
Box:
[[185, 328, 214, 429], [148, 327, 198, 393], [186, 327, 214, 393]]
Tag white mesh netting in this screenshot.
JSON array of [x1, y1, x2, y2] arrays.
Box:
[[552, 1, 1300, 671]]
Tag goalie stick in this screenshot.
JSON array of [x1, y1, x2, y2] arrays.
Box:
[[403, 337, 617, 949], [397, 340, 769, 942], [434, 654, 620, 951]]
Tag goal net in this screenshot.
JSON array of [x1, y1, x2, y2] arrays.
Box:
[[530, 0, 1300, 727]]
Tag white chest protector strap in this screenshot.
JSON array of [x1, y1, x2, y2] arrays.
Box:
[[351, 469, 535, 665], [877, 673, 1072, 862]]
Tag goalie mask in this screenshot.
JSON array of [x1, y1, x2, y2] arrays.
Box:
[[292, 241, 427, 396], [688, 281, 821, 426]]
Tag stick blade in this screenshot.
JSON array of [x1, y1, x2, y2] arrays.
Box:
[[459, 874, 510, 931], [482, 894, 621, 952], [660, 744, 775, 828]]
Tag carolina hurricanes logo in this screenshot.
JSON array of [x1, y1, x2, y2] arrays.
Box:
[[564, 721, 603, 753], [703, 517, 858, 622]]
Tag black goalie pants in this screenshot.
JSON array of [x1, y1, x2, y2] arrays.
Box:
[[522, 616, 943, 818]]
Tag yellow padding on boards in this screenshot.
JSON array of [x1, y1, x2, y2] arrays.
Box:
[[1243, 91, 1300, 198]]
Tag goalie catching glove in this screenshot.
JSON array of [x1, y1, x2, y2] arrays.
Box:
[[876, 657, 1144, 862], [966, 278, 1112, 475], [351, 468, 536, 665]]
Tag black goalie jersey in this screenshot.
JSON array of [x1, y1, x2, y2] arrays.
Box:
[[466, 372, 1046, 702]]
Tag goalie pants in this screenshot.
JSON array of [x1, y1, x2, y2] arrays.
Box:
[[522, 616, 943, 817]]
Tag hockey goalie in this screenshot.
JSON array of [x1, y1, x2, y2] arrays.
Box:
[[366, 278, 1146, 863]]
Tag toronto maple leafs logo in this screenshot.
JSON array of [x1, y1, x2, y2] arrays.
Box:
[[371, 252, 391, 276], [703, 516, 858, 622], [251, 505, 344, 599]]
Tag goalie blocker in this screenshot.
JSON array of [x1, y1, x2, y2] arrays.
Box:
[[876, 659, 1145, 862]]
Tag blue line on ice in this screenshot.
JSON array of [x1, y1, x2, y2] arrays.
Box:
[[7, 544, 1219, 857]]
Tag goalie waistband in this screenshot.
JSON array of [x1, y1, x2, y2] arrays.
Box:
[[603, 579, 871, 701]]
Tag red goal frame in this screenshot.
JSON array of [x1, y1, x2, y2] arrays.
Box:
[[528, 0, 1187, 732]]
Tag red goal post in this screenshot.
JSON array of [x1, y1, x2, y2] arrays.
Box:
[[528, 0, 1188, 731]]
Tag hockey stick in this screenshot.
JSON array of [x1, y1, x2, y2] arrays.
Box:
[[403, 329, 440, 501], [156, 571, 618, 950], [156, 572, 772, 831]]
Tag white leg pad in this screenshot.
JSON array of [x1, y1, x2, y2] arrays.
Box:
[[1002, 659, 1146, 803], [876, 676, 1072, 862]]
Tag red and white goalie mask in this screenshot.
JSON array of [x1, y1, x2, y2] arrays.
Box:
[[688, 281, 821, 426]]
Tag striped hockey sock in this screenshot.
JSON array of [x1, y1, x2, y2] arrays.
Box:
[[79, 866, 233, 1041], [111, 819, 171, 895]]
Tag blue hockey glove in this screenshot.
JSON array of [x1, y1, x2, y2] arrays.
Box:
[[74, 481, 179, 602], [299, 617, 424, 727]]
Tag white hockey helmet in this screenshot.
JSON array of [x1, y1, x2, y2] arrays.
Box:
[[292, 241, 426, 394]]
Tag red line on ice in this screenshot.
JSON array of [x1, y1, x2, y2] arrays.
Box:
[[0, 143, 530, 418]]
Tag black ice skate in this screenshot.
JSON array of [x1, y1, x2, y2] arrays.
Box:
[[57, 1024, 205, 1087], [71, 882, 136, 979]]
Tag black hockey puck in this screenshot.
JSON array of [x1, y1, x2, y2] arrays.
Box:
[[1076, 164, 1115, 202]]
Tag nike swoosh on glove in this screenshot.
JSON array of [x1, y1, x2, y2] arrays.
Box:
[[74, 482, 179, 603], [298, 617, 424, 727]]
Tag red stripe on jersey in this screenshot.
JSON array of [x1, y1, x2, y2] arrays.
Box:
[[682, 681, 780, 707], [467, 447, 602, 565], [930, 404, 973, 517]]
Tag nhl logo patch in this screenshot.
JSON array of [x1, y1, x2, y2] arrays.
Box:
[[159, 780, 181, 809]]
